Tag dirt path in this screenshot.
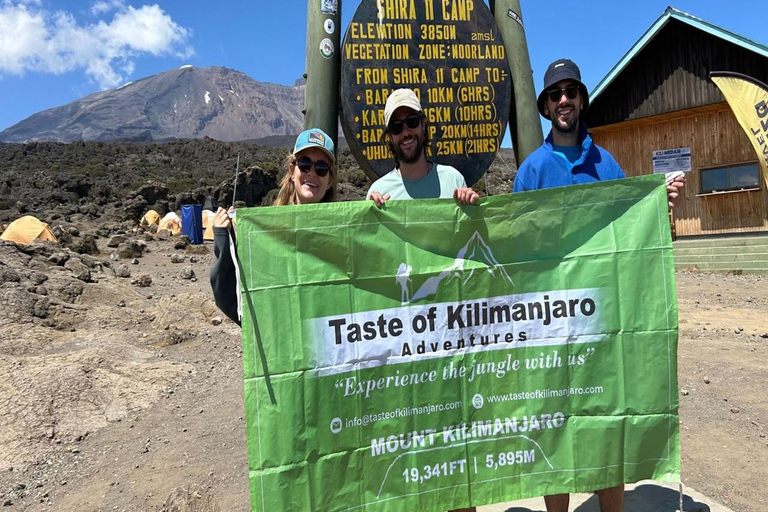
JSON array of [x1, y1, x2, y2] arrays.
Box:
[[676, 272, 768, 512], [1, 237, 766, 511]]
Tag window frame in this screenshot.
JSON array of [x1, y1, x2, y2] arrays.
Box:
[[698, 161, 762, 195]]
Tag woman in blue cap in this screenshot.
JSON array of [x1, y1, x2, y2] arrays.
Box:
[[210, 128, 336, 324], [273, 127, 336, 205]]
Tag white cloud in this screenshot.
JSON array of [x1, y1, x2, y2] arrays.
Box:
[[90, 0, 125, 16], [0, 1, 194, 88]]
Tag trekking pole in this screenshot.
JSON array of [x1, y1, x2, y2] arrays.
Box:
[[231, 152, 240, 208]]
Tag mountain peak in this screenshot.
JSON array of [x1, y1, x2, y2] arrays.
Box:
[[0, 66, 306, 143]]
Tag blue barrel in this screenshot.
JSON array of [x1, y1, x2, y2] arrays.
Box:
[[181, 204, 203, 245]]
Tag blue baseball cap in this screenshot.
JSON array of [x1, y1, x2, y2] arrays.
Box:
[[293, 128, 335, 163]]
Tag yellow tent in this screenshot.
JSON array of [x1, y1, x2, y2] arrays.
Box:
[[140, 209, 161, 227], [158, 212, 182, 235], [0, 216, 58, 244], [202, 209, 216, 241]]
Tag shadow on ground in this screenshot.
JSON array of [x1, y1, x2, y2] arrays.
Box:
[[501, 483, 711, 512]]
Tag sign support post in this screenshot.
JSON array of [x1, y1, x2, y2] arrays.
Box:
[[493, 0, 543, 166], [305, 0, 342, 145]]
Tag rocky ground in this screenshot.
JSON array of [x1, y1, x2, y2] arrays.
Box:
[[676, 272, 768, 512], [0, 224, 248, 512]]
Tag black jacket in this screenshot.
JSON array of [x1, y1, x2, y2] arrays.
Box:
[[209, 226, 241, 325]]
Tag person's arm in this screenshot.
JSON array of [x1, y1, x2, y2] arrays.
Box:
[[209, 208, 241, 326], [605, 151, 626, 180], [512, 166, 531, 192], [366, 177, 392, 208], [512, 177, 527, 192]]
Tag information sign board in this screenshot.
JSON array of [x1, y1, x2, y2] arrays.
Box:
[[340, 0, 511, 185]]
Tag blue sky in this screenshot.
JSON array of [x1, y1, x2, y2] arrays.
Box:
[[1, 0, 766, 140]]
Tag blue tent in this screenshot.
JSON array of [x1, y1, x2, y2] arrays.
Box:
[[181, 204, 203, 245]]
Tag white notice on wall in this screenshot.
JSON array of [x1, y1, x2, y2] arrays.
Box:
[[653, 147, 692, 174]]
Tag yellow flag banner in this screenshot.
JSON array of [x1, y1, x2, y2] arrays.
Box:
[[710, 71, 768, 187]]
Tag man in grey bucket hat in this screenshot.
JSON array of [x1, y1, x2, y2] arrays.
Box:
[[536, 58, 589, 117], [513, 58, 685, 512], [514, 58, 684, 204], [514, 58, 626, 193]]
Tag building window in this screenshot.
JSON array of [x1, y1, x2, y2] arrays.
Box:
[[700, 162, 761, 193]]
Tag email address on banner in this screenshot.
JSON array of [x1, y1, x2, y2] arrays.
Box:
[[486, 386, 604, 403], [345, 401, 463, 428]]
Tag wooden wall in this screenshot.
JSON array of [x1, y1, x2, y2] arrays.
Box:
[[584, 19, 768, 127], [590, 103, 768, 236]]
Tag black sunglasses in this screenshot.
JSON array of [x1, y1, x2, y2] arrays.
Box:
[[388, 113, 422, 135], [547, 85, 580, 103], [294, 156, 331, 177]]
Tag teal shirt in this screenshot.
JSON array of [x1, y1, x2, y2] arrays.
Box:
[[366, 162, 466, 200], [552, 144, 582, 165]]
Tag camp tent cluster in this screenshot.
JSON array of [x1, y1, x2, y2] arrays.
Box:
[[0, 216, 58, 245], [1, 199, 218, 248], [139, 210, 183, 234], [138, 198, 218, 241]]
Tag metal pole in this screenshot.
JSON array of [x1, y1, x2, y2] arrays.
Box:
[[304, 0, 342, 148], [232, 152, 240, 205], [493, 0, 543, 167]]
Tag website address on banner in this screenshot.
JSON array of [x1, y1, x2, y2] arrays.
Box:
[[345, 401, 463, 428], [486, 386, 604, 403]]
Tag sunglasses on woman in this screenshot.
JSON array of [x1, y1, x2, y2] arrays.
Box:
[[294, 156, 331, 177], [547, 85, 580, 103], [388, 113, 422, 135]]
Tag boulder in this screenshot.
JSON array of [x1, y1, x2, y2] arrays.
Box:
[[134, 275, 152, 287], [107, 235, 128, 248], [70, 234, 99, 255], [174, 237, 190, 250], [48, 252, 70, 266], [64, 258, 91, 282], [117, 240, 147, 259]]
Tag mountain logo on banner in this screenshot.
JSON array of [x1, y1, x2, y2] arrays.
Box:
[[396, 231, 514, 305]]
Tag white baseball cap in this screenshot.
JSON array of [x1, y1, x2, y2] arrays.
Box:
[[384, 89, 422, 128]]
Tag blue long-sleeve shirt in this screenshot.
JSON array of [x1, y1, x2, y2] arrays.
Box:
[[513, 124, 625, 191]]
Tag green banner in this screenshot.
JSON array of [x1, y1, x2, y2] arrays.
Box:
[[237, 175, 680, 512]]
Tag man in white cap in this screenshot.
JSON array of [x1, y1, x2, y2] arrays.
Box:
[[367, 88, 478, 206], [367, 89, 478, 512]]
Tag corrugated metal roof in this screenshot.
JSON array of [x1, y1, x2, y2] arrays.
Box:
[[591, 6, 768, 101]]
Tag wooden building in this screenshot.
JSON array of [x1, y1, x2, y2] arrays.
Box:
[[583, 7, 768, 237]]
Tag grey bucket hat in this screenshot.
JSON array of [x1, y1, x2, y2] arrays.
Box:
[[536, 58, 589, 117]]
